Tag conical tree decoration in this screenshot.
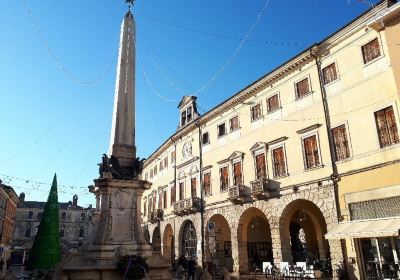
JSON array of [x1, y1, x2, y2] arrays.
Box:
[[27, 174, 61, 271]]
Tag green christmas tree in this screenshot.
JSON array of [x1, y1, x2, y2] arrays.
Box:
[[27, 174, 61, 271]]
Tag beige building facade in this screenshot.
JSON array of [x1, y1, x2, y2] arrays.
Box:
[[142, 1, 400, 278]]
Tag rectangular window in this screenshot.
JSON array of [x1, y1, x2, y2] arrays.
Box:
[[150, 169, 153, 178], [171, 185, 176, 205], [233, 162, 243, 186], [25, 228, 31, 238], [163, 190, 167, 209], [375, 106, 399, 148], [217, 123, 226, 137], [303, 135, 320, 169], [332, 125, 350, 161], [149, 197, 153, 214], [322, 63, 338, 85], [272, 147, 287, 177], [37, 212, 42, 220], [202, 132, 210, 146], [158, 192, 162, 209], [171, 151, 176, 164], [191, 178, 197, 197], [159, 161, 164, 172], [181, 111, 187, 126], [143, 200, 147, 216], [187, 107, 192, 123], [362, 38, 381, 64], [61, 212, 66, 220], [220, 166, 229, 192], [179, 182, 184, 201], [60, 229, 64, 238], [255, 153, 267, 179], [27, 211, 33, 220], [79, 228, 84, 238], [251, 103, 262, 121], [230, 116, 239, 131], [153, 166, 157, 176], [145, 173, 148, 180], [164, 157, 168, 169], [267, 94, 280, 113], [295, 77, 310, 99], [204, 173, 211, 195]]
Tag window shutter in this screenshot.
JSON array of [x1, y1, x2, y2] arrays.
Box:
[[376, 110, 390, 147], [191, 178, 197, 197], [255, 154, 266, 179], [386, 107, 399, 144]]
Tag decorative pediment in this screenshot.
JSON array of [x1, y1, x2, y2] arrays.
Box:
[[250, 142, 267, 152], [178, 96, 197, 109], [228, 151, 245, 161], [267, 136, 288, 146], [297, 124, 322, 134]]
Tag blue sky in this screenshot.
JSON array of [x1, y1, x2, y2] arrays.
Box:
[[0, 0, 378, 206]]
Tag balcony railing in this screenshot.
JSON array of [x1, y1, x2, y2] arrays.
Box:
[[173, 197, 201, 216], [250, 177, 274, 199], [149, 208, 164, 224], [227, 185, 246, 204]]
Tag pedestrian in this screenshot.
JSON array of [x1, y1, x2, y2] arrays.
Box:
[[0, 258, 4, 275]]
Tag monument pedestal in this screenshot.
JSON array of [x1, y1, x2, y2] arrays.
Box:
[[59, 177, 171, 279]]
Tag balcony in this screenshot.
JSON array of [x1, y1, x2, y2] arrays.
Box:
[[227, 185, 247, 204], [173, 197, 201, 216], [250, 178, 274, 199], [149, 209, 164, 224]]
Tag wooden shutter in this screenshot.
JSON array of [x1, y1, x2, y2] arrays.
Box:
[[362, 38, 381, 64], [163, 191, 167, 209], [230, 116, 239, 131], [255, 153, 266, 179], [191, 178, 197, 197], [273, 147, 286, 177], [296, 78, 310, 98], [267, 95, 279, 112], [220, 167, 228, 191], [204, 173, 211, 195], [332, 125, 350, 160], [304, 135, 320, 168], [158, 192, 162, 209], [322, 63, 338, 84], [144, 201, 147, 216], [233, 162, 242, 185], [386, 107, 399, 145], [171, 185, 176, 204], [179, 182, 184, 201], [375, 107, 399, 147]]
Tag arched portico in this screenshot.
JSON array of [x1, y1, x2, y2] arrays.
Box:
[[205, 214, 233, 272], [279, 199, 330, 264], [178, 220, 198, 260], [237, 207, 273, 273], [152, 226, 161, 255], [163, 224, 174, 265]]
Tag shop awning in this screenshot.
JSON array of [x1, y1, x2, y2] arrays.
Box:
[[325, 218, 400, 239]]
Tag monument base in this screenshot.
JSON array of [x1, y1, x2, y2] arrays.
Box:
[[57, 176, 171, 279], [58, 245, 171, 280]]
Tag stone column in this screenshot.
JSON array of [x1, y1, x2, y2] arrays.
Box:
[[230, 231, 240, 275], [329, 239, 344, 280]]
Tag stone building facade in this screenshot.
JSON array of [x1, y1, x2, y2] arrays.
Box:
[[11, 193, 94, 265], [141, 1, 400, 278], [0, 181, 19, 261]]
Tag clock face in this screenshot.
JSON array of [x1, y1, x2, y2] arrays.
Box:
[[182, 142, 192, 159]]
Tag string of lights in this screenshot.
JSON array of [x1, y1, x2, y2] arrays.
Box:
[[20, 0, 118, 86], [195, 0, 271, 97], [0, 86, 88, 164]]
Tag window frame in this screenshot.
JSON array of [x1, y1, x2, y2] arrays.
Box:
[[178, 181, 185, 201], [301, 132, 323, 170], [190, 177, 197, 198], [219, 165, 229, 192], [217, 122, 227, 138], [181, 105, 193, 127], [295, 76, 312, 99], [202, 131, 210, 146], [266, 93, 281, 113], [231, 158, 243, 186], [331, 123, 352, 161], [374, 105, 400, 148], [203, 171, 212, 196], [271, 144, 288, 178], [170, 184, 176, 205], [361, 38, 382, 65], [250, 102, 263, 122], [229, 115, 240, 132], [322, 62, 339, 85]]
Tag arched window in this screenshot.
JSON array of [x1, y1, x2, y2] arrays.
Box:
[[182, 222, 197, 260]]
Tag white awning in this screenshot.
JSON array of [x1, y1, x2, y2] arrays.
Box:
[[325, 218, 400, 239]]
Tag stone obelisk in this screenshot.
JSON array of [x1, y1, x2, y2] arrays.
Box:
[[60, 4, 170, 279]]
